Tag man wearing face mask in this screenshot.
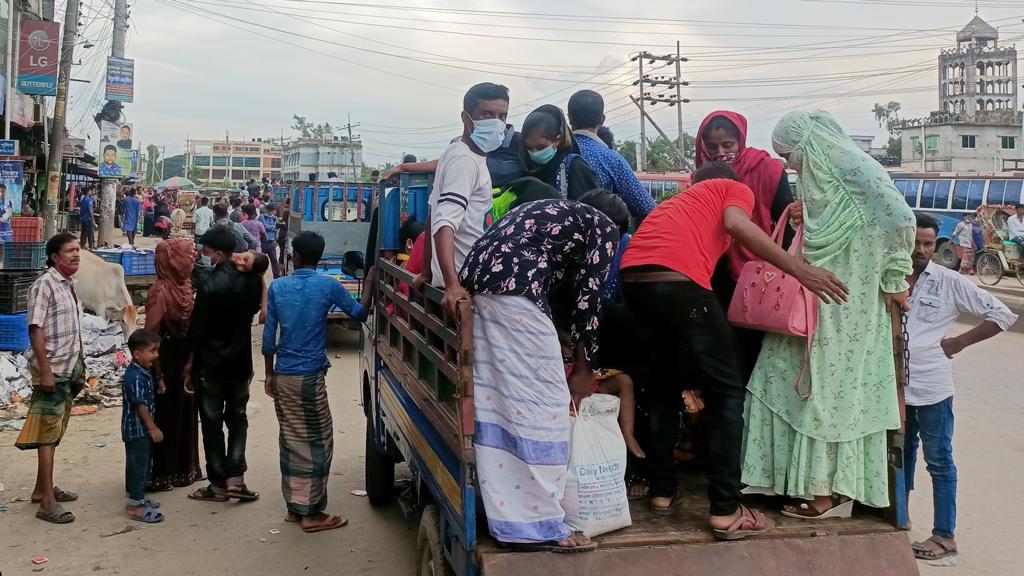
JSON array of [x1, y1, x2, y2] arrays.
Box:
[[186, 227, 263, 504], [17, 234, 87, 524], [416, 82, 510, 317]]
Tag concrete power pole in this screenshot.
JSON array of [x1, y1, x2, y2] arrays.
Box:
[[97, 0, 128, 247], [633, 48, 691, 172], [43, 0, 80, 238]]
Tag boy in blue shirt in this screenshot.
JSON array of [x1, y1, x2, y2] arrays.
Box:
[[122, 329, 165, 523]]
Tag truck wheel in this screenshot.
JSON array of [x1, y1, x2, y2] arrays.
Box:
[[365, 417, 395, 507], [936, 241, 960, 269], [418, 504, 454, 576]]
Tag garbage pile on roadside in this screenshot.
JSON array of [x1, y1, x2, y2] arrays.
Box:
[[0, 313, 130, 432]]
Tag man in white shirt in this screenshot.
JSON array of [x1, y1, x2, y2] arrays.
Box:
[[415, 82, 510, 317], [193, 196, 215, 237], [1007, 203, 1024, 243], [904, 213, 1017, 561]]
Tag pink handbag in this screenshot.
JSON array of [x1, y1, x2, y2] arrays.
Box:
[[727, 206, 818, 397]]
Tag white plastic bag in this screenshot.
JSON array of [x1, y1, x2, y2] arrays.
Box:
[[560, 393, 632, 537]]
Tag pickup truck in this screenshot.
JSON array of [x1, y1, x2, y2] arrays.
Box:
[[359, 176, 920, 576]]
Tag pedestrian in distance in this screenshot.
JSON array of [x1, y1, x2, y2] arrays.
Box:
[[186, 226, 263, 503], [903, 213, 1017, 561], [257, 203, 282, 278], [263, 231, 369, 533], [16, 233, 88, 524], [121, 329, 166, 523], [78, 187, 97, 251], [122, 188, 143, 246]]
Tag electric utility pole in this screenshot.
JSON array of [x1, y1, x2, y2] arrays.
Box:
[[632, 48, 691, 171], [43, 0, 80, 238], [97, 0, 128, 246], [339, 116, 360, 181]]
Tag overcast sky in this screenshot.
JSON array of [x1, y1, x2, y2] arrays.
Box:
[[63, 0, 1024, 166]]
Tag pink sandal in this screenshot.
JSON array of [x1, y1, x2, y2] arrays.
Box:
[[712, 504, 776, 541]]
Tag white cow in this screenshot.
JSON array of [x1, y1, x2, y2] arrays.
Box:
[[74, 250, 139, 337]]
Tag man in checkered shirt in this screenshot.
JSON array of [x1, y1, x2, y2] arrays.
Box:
[[16, 233, 87, 524]]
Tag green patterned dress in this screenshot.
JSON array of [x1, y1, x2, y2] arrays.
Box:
[[740, 110, 915, 508]]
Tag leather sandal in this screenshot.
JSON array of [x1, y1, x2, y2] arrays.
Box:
[[781, 495, 853, 520], [712, 504, 775, 541], [913, 535, 958, 560]]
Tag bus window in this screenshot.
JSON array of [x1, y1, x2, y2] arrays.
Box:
[[920, 180, 937, 208], [986, 180, 1006, 205], [966, 180, 986, 211], [1005, 181, 1023, 205], [894, 179, 907, 194], [905, 179, 921, 206], [951, 180, 971, 210], [933, 180, 952, 210]]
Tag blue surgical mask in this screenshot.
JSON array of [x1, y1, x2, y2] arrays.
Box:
[[529, 145, 557, 165], [469, 118, 506, 153], [199, 255, 213, 267]]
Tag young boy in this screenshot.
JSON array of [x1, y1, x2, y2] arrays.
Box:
[[122, 329, 165, 523]]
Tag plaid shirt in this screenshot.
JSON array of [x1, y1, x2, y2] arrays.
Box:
[[121, 363, 156, 442], [25, 267, 83, 377]]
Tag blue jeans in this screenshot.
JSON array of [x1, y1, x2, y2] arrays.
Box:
[[125, 437, 152, 506], [904, 397, 957, 539]]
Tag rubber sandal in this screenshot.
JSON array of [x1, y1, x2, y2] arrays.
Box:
[[913, 536, 958, 560], [781, 497, 854, 520], [35, 504, 76, 524], [226, 485, 260, 501], [506, 532, 597, 553], [32, 486, 79, 504], [302, 515, 349, 533], [188, 485, 229, 502], [712, 505, 775, 541], [130, 505, 165, 524], [650, 489, 684, 516]]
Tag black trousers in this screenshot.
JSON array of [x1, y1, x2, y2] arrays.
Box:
[[197, 371, 252, 487], [622, 279, 745, 517], [80, 221, 95, 250]]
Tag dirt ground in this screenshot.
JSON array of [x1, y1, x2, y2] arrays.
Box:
[[1, 230, 1022, 575]]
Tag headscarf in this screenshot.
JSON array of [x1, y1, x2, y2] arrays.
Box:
[[696, 111, 785, 279], [771, 110, 909, 269], [146, 238, 195, 336]]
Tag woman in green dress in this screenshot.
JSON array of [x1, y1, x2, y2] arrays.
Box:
[[740, 110, 915, 518]]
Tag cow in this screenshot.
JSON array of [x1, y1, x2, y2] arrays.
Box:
[[74, 250, 139, 337]]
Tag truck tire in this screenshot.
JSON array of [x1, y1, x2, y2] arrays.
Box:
[[365, 417, 395, 507], [936, 241, 961, 269], [418, 504, 454, 576]]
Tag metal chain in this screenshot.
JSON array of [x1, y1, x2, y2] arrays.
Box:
[[901, 310, 911, 386]]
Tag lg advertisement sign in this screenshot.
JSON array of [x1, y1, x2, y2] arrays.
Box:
[[18, 21, 61, 96]]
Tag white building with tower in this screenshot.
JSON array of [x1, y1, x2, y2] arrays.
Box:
[[902, 15, 1023, 172]]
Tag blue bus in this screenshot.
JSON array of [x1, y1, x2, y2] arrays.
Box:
[[889, 172, 1024, 268]]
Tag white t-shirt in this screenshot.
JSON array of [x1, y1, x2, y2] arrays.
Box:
[[193, 205, 214, 236], [1008, 214, 1024, 241], [429, 140, 493, 287]]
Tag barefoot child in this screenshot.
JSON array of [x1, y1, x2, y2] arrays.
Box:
[[122, 329, 165, 523]]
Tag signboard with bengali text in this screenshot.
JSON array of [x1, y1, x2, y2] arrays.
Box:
[[105, 57, 134, 103]]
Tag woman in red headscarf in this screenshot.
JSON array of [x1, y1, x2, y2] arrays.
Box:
[[697, 111, 795, 380], [146, 238, 203, 490]]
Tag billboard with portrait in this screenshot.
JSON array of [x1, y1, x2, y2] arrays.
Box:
[[0, 161, 24, 241], [98, 121, 133, 178]]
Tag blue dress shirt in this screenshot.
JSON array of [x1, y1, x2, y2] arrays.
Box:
[[574, 131, 655, 219]]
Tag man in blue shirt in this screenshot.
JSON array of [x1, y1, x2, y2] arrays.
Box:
[[256, 204, 281, 278], [79, 187, 97, 250], [263, 231, 368, 533], [568, 90, 655, 221]]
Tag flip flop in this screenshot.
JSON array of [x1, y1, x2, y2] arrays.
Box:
[[188, 485, 229, 503], [506, 532, 597, 554], [35, 504, 76, 524], [712, 505, 775, 541], [129, 505, 165, 524], [650, 489, 684, 515], [913, 536, 958, 560], [302, 515, 349, 533], [226, 485, 260, 502], [31, 486, 79, 504]]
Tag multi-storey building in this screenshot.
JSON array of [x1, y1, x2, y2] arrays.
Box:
[[186, 138, 282, 185], [281, 136, 363, 183]]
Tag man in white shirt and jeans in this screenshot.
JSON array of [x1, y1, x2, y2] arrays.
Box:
[[1007, 203, 1024, 244], [415, 83, 510, 317], [904, 213, 1017, 561], [193, 197, 215, 237]]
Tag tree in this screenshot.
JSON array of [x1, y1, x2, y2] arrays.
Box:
[[292, 115, 313, 138], [311, 123, 333, 139], [872, 101, 903, 137], [145, 144, 162, 185], [616, 134, 694, 172], [887, 136, 903, 162], [617, 140, 637, 170], [187, 165, 202, 182]]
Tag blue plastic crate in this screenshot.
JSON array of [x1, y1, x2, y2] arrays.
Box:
[[0, 312, 29, 351], [122, 251, 156, 276], [2, 242, 45, 270], [95, 251, 123, 266]]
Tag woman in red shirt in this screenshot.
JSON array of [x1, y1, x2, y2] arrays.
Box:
[[620, 162, 847, 540]]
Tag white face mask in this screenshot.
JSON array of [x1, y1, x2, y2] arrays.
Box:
[[469, 118, 506, 153]]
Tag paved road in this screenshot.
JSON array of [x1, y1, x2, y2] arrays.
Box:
[[1, 297, 1021, 575]]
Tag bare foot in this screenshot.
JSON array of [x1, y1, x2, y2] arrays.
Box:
[[627, 483, 650, 499], [285, 511, 300, 523], [625, 436, 646, 459], [651, 495, 672, 509]]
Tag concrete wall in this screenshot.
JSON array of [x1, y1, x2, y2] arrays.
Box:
[[903, 122, 1024, 172]]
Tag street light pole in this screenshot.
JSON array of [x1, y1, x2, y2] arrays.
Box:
[[43, 0, 80, 238]]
